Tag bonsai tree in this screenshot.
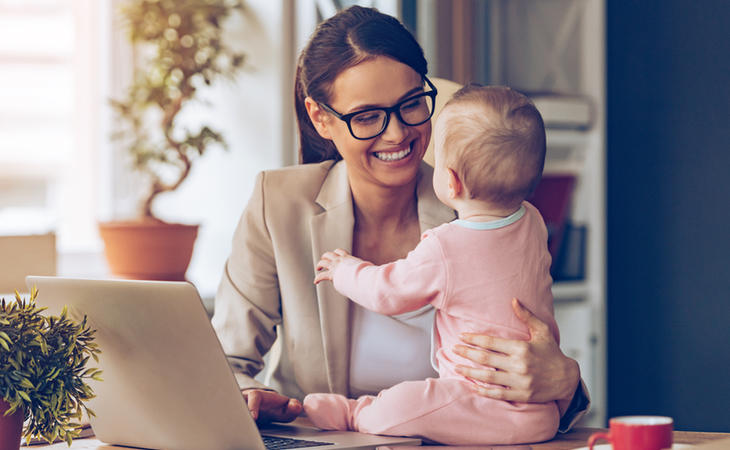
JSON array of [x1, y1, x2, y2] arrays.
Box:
[[110, 0, 246, 220], [0, 288, 101, 446]]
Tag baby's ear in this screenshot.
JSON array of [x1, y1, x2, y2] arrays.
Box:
[[447, 168, 463, 199], [304, 97, 333, 139]]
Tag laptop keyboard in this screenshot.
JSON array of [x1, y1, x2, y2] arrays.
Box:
[[261, 435, 335, 449]]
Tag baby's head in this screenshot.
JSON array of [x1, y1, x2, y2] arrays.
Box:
[[433, 85, 546, 212]]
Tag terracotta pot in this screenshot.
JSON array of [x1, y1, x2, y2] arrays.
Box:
[[0, 399, 23, 450], [98, 220, 199, 281]]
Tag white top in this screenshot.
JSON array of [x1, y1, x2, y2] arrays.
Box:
[[349, 303, 439, 397]]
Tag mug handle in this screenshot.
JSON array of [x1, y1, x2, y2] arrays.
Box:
[[587, 431, 612, 449]]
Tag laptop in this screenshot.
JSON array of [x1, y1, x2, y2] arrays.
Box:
[[26, 276, 421, 450]]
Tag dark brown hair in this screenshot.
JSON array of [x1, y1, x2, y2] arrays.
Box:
[[295, 6, 427, 164], [440, 85, 546, 209]]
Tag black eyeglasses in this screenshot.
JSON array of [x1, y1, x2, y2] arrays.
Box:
[[319, 77, 438, 140]]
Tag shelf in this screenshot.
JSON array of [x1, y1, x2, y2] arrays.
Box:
[[546, 128, 591, 147], [543, 157, 585, 176], [543, 129, 595, 175], [552, 281, 590, 301]]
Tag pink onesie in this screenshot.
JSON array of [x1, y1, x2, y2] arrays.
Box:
[[303, 202, 560, 445]]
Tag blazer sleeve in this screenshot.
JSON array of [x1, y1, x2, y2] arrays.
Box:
[[558, 379, 591, 432], [331, 231, 447, 315], [212, 171, 282, 391]]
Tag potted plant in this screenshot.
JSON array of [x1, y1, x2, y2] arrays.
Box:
[[100, 0, 245, 281], [0, 288, 101, 448]]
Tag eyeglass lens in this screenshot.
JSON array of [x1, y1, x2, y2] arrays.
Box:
[[349, 93, 434, 139]]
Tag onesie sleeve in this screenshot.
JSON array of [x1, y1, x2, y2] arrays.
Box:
[[331, 231, 447, 315]]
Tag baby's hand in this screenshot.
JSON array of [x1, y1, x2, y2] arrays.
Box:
[[314, 248, 351, 284]]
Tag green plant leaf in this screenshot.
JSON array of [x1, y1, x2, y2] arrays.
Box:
[[4, 402, 18, 416], [2, 285, 101, 446], [8, 357, 20, 370]]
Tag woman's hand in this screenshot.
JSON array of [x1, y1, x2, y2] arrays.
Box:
[[453, 298, 579, 411], [242, 389, 303, 424], [314, 248, 351, 284]]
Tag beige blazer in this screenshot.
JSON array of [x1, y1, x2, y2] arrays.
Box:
[[212, 160, 456, 400]]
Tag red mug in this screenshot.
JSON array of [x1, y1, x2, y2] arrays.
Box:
[[588, 416, 673, 450]]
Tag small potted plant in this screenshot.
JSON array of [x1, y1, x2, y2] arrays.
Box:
[[100, 0, 245, 281], [0, 288, 101, 448]]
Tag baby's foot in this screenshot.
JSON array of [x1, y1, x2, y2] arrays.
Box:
[[303, 393, 353, 431]]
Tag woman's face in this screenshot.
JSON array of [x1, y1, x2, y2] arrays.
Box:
[[307, 56, 431, 191]]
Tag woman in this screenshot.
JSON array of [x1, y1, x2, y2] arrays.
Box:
[[212, 5, 588, 431]]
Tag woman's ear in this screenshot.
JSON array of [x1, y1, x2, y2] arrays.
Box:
[[447, 168, 464, 199], [304, 97, 333, 139]]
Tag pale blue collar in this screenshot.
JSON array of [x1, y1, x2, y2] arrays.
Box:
[[452, 204, 526, 230]]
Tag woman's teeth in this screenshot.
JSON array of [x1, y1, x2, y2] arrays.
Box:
[[374, 145, 412, 161]]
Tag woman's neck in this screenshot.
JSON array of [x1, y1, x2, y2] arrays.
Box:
[[349, 176, 422, 265], [349, 177, 419, 232]]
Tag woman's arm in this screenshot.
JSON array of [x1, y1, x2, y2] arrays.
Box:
[[212, 171, 282, 391], [453, 298, 589, 428], [214, 172, 306, 423]]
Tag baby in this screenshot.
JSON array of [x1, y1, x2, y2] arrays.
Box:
[[304, 85, 560, 445]]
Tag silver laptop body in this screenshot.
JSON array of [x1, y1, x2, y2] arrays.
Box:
[[26, 276, 421, 450]]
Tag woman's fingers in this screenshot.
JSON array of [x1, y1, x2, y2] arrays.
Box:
[[454, 366, 534, 403], [279, 398, 304, 422], [243, 390, 303, 424], [454, 363, 535, 403], [454, 298, 580, 404], [511, 297, 552, 339], [453, 344, 512, 371], [458, 333, 526, 360], [243, 389, 262, 420], [455, 365, 511, 387], [470, 384, 528, 402], [260, 395, 302, 423], [458, 299, 551, 355]]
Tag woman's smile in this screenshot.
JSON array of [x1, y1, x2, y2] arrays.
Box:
[[373, 141, 414, 162]]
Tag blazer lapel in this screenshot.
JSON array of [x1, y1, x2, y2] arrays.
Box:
[[310, 161, 354, 395]]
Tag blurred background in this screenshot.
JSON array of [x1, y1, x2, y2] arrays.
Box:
[[0, 0, 727, 432]]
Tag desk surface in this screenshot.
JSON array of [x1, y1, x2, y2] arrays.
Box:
[[29, 427, 730, 449], [528, 428, 730, 449]]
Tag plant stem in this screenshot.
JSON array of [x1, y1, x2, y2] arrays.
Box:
[[142, 91, 193, 219]]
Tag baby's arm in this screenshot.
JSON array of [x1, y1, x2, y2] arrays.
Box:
[[314, 234, 446, 315], [314, 248, 354, 284]]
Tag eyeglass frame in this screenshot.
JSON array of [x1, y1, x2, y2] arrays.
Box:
[[318, 76, 438, 140]]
